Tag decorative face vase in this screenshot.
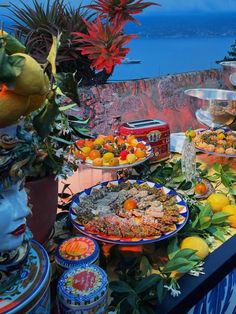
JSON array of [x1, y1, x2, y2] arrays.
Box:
[[0, 181, 30, 252]]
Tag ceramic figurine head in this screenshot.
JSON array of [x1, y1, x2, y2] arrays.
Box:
[[0, 181, 30, 252]]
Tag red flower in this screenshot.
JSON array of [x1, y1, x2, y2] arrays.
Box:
[[87, 0, 160, 24], [72, 17, 137, 74]]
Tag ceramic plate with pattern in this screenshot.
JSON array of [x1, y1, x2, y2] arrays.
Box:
[[69, 179, 189, 245]]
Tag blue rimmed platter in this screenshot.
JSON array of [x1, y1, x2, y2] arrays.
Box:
[[69, 179, 189, 245]]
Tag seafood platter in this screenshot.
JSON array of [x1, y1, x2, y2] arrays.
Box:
[[69, 179, 189, 245], [73, 134, 153, 169]]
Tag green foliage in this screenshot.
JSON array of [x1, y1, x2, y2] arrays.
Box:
[[0, 43, 25, 88], [7, 0, 112, 86], [217, 39, 236, 62], [206, 163, 236, 192]]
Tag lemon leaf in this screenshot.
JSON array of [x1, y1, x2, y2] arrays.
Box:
[[0, 48, 25, 88], [5, 33, 26, 54], [47, 34, 60, 76]]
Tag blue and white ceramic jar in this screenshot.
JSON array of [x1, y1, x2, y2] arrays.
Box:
[[57, 264, 108, 314]]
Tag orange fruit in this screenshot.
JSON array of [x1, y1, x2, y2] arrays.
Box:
[[127, 135, 136, 144], [130, 139, 139, 147], [85, 139, 94, 149], [74, 150, 86, 161], [231, 163, 236, 171], [207, 193, 230, 212], [136, 142, 146, 150], [116, 136, 125, 145], [89, 150, 101, 160], [106, 134, 115, 142], [109, 157, 119, 166], [92, 158, 103, 167], [123, 198, 137, 210], [194, 182, 207, 195], [135, 148, 147, 159], [104, 143, 114, 152]]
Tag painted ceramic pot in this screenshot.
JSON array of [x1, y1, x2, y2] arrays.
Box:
[[57, 264, 108, 314], [55, 236, 100, 272], [0, 240, 51, 313]]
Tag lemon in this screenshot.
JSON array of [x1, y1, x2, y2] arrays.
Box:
[[0, 88, 30, 127], [12, 53, 49, 97], [24, 94, 47, 114], [180, 236, 209, 260], [81, 147, 91, 157], [222, 204, 236, 228], [94, 137, 105, 145], [207, 193, 230, 212], [103, 152, 114, 163], [185, 129, 196, 138], [126, 153, 137, 164]]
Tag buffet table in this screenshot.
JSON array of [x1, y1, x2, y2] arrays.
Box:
[[54, 148, 236, 314]]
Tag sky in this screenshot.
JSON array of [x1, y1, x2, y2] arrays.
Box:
[[1, 0, 236, 15]]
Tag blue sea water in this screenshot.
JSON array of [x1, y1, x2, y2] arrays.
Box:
[[110, 36, 236, 81], [2, 9, 236, 82], [110, 14, 236, 81]]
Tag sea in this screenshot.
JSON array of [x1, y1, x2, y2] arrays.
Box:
[[2, 11, 236, 82], [110, 13, 236, 81]]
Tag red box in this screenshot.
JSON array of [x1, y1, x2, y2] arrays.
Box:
[[118, 119, 170, 163]]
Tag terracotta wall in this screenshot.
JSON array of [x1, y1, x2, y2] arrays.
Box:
[[78, 69, 225, 133]]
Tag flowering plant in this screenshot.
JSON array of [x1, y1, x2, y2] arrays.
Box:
[[9, 0, 159, 84], [23, 85, 91, 181], [73, 0, 159, 74]]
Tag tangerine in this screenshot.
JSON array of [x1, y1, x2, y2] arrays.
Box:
[[109, 157, 119, 167], [106, 134, 115, 142], [116, 136, 125, 145], [92, 158, 103, 167], [136, 142, 146, 150], [89, 150, 101, 160], [127, 135, 136, 144], [135, 148, 147, 159], [74, 150, 86, 162], [123, 198, 137, 210], [85, 139, 94, 149], [104, 143, 114, 151], [194, 182, 207, 195]]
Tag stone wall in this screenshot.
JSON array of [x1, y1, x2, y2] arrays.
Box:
[[78, 68, 225, 133]]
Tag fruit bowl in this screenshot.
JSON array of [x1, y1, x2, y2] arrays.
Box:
[[184, 88, 236, 129], [73, 135, 153, 169]]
